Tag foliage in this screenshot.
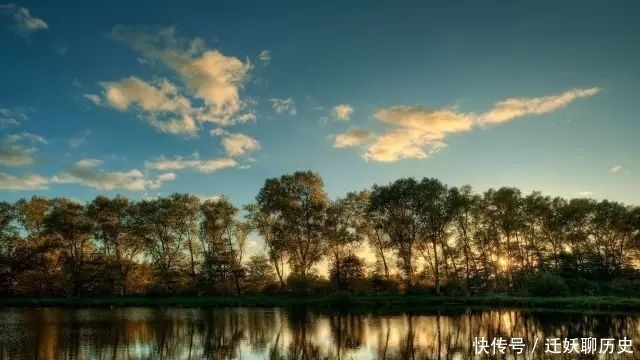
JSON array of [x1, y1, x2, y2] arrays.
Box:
[[526, 272, 570, 297], [1, 171, 640, 298]]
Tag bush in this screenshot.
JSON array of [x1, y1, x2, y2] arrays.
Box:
[[526, 272, 569, 297], [443, 277, 467, 296], [286, 273, 332, 295], [369, 275, 401, 295]]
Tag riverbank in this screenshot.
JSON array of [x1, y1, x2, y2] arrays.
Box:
[[2, 294, 640, 312]]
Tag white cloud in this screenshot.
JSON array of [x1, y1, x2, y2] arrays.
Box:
[[259, 49, 271, 65], [340, 87, 600, 163], [0, 108, 26, 128], [196, 194, 223, 202], [236, 112, 257, 123], [0, 132, 46, 166], [209, 127, 228, 137], [98, 76, 198, 136], [0, 118, 19, 128], [144, 153, 237, 173], [5, 132, 47, 144], [332, 104, 354, 121], [0, 172, 48, 190], [364, 107, 473, 162], [0, 4, 48, 38], [51, 158, 174, 191], [110, 26, 252, 125], [270, 98, 296, 115], [147, 172, 176, 189], [0, 143, 36, 166], [222, 133, 260, 157], [83, 94, 102, 105], [478, 87, 600, 125], [610, 165, 622, 173], [332, 129, 374, 148], [69, 130, 90, 148], [576, 191, 592, 197]]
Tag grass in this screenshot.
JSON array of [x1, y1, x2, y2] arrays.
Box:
[[2, 294, 640, 313]]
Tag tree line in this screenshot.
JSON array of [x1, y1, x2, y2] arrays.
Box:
[[1, 170, 639, 297]]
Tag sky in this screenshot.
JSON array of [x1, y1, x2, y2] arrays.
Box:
[[1, 0, 640, 208]]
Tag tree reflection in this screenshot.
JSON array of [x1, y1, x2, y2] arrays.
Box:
[[0, 308, 639, 360]]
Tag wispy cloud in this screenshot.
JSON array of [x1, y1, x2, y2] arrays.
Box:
[[576, 191, 592, 197], [0, 132, 46, 166], [610, 165, 622, 173], [109, 26, 252, 126], [97, 76, 198, 136], [332, 104, 354, 121], [478, 88, 600, 125], [0, 4, 48, 38], [69, 130, 90, 148], [86, 26, 256, 138], [222, 133, 260, 157], [145, 153, 237, 173], [5, 131, 47, 144], [0, 107, 27, 128], [0, 142, 37, 166], [51, 158, 175, 191], [270, 98, 296, 115], [0, 172, 48, 190], [83, 94, 102, 106], [364, 107, 473, 162], [258, 49, 271, 65], [332, 129, 374, 148], [334, 87, 600, 162]]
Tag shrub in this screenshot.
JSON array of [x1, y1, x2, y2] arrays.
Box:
[[526, 272, 569, 297]]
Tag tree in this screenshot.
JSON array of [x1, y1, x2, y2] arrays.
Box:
[[245, 203, 288, 288], [369, 178, 420, 288], [0, 201, 20, 294], [44, 198, 94, 296], [483, 187, 525, 289], [87, 195, 143, 295], [200, 197, 239, 293], [414, 178, 462, 295], [450, 185, 481, 293], [133, 195, 191, 294], [14, 196, 57, 294], [245, 254, 276, 292], [255, 171, 329, 279], [329, 254, 364, 291], [325, 191, 368, 290]]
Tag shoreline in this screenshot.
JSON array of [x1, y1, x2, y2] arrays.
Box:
[[1, 295, 640, 313]]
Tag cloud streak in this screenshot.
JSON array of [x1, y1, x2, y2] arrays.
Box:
[[478, 88, 600, 125], [333, 87, 600, 162], [0, 132, 46, 166], [0, 172, 48, 190], [51, 159, 176, 191], [145, 153, 237, 173], [0, 4, 48, 38]]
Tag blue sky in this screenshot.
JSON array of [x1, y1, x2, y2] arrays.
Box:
[[1, 0, 639, 207]]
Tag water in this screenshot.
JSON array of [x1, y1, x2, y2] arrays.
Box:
[[0, 307, 638, 359]]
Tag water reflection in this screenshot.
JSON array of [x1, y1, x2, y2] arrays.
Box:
[[0, 307, 638, 359]]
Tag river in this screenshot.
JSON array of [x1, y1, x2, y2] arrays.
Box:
[[0, 307, 638, 359]]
